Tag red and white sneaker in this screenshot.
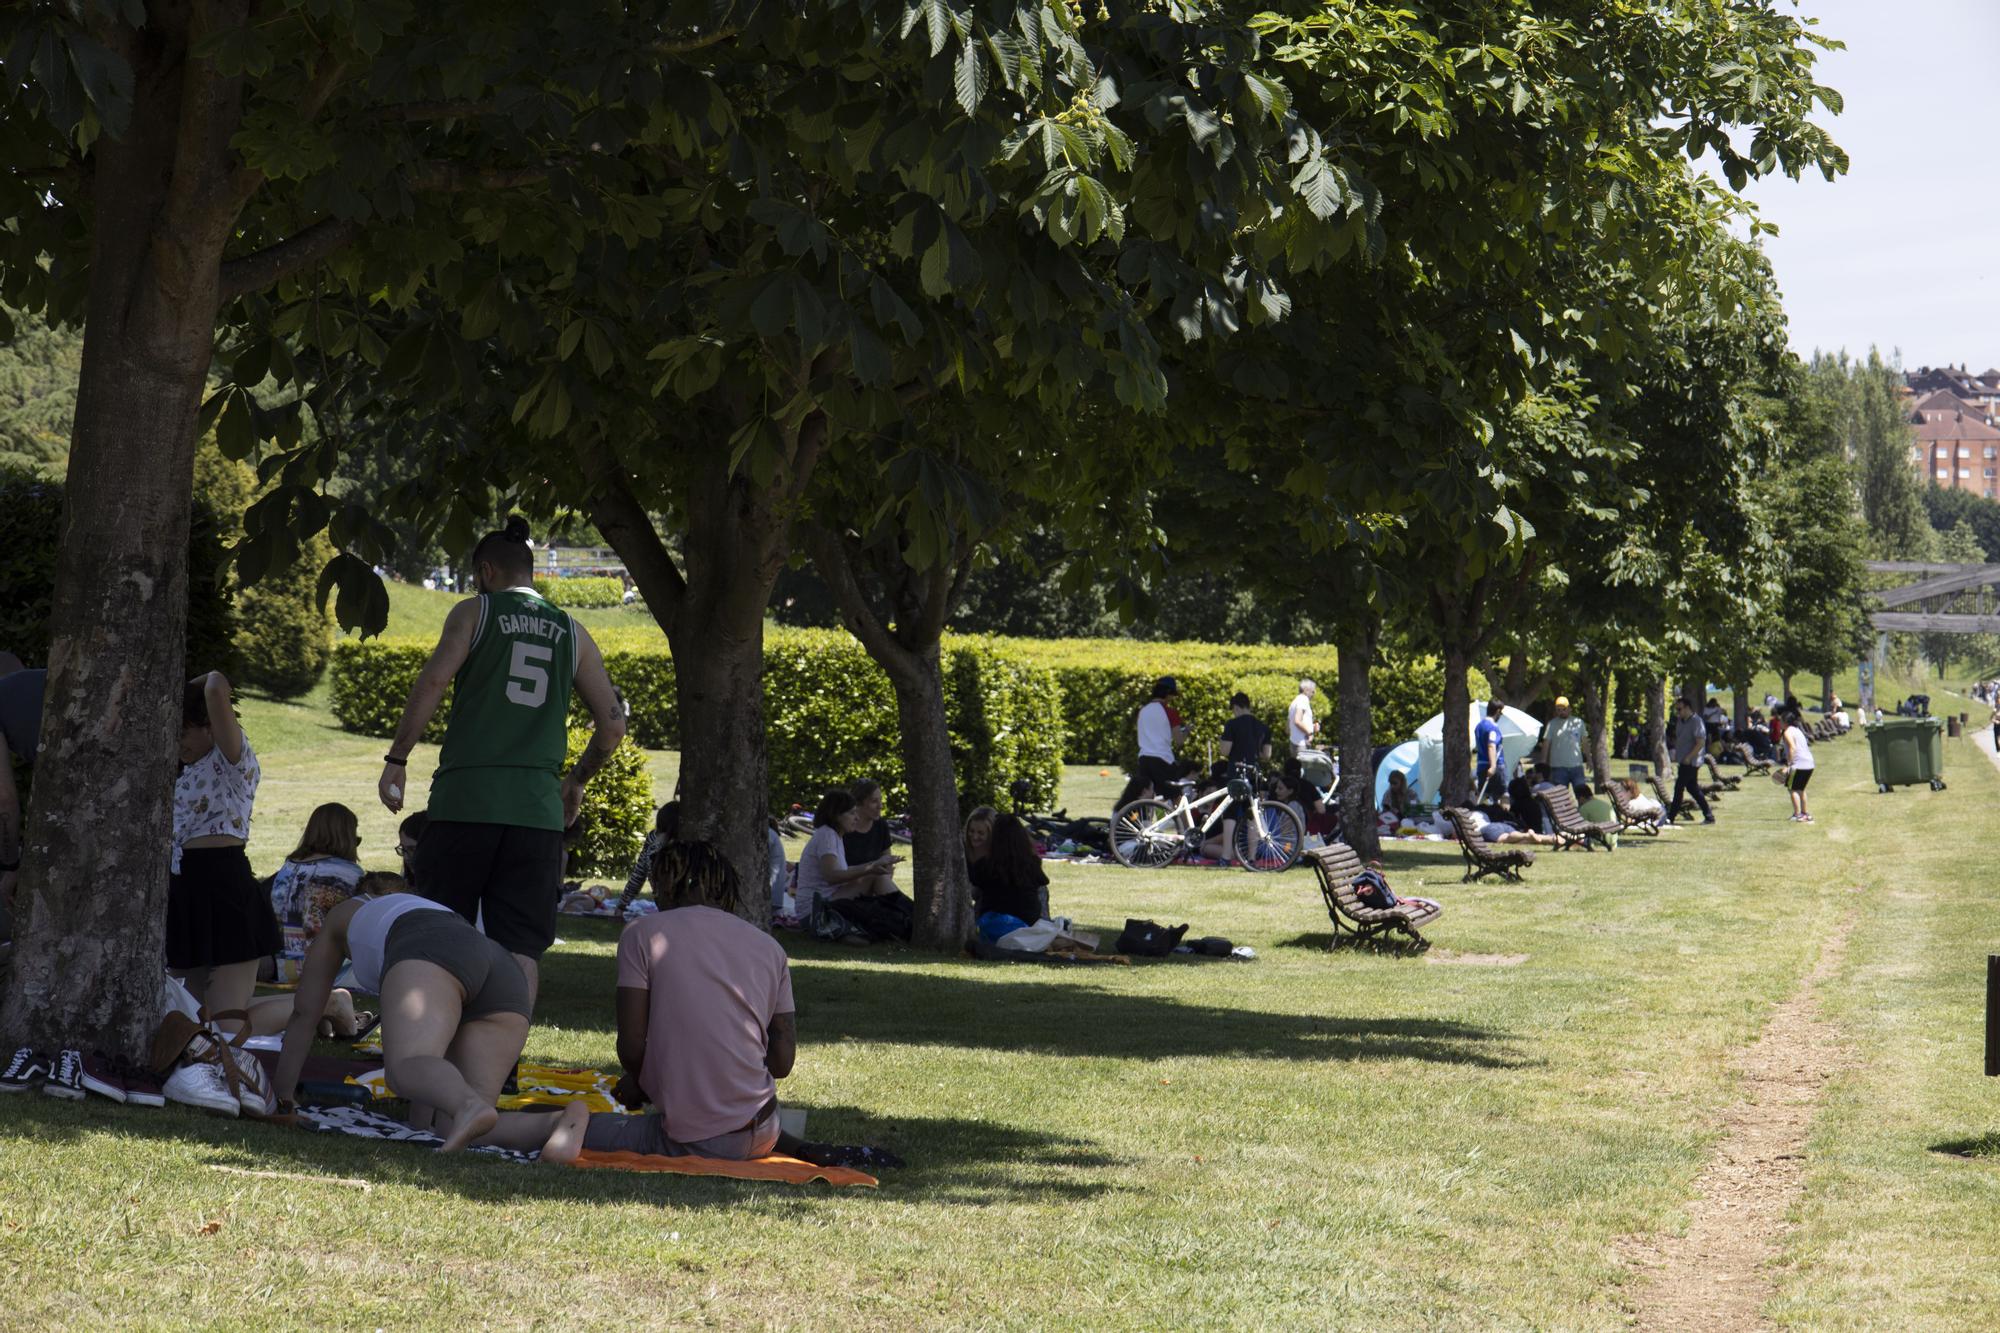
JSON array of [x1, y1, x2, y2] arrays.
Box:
[[119, 1062, 166, 1109], [78, 1053, 128, 1103]]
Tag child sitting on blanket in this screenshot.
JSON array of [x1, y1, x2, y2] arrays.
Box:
[[486, 839, 797, 1163]]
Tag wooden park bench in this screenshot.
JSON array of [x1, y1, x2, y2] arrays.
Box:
[[1699, 752, 1742, 790], [1535, 784, 1619, 852], [1304, 842, 1440, 949], [1441, 806, 1535, 883], [1605, 782, 1663, 836]]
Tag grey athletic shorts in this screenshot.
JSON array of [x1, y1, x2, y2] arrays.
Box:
[[582, 1101, 781, 1160], [382, 911, 533, 1019]]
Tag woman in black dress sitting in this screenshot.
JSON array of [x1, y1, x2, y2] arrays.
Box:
[[970, 813, 1050, 943]]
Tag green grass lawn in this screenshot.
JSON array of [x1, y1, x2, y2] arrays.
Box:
[[344, 581, 658, 642], [5, 696, 1999, 1325]]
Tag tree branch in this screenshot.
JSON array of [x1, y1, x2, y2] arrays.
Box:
[[217, 216, 360, 303], [403, 161, 562, 192], [374, 100, 495, 121], [801, 524, 922, 687], [652, 27, 738, 56], [578, 436, 687, 631]]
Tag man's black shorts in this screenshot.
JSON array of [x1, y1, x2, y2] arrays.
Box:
[[412, 819, 564, 960]]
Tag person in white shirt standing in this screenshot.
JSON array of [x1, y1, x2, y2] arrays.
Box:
[[1781, 706, 1815, 823], [1134, 677, 1188, 800], [1288, 679, 1318, 756]]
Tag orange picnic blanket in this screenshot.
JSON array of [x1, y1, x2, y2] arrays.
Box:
[[571, 1149, 877, 1188]]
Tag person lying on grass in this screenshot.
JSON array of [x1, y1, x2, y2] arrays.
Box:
[[480, 838, 796, 1164], [271, 871, 532, 1153]]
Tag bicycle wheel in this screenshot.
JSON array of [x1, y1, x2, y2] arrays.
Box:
[[1111, 799, 1184, 869], [1235, 801, 1304, 872]]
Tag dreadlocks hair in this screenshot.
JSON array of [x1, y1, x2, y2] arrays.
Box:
[[650, 839, 743, 913]]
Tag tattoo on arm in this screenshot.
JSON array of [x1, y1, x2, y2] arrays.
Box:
[[568, 738, 615, 785]]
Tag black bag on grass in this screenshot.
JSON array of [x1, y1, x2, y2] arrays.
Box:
[[1116, 919, 1188, 956]]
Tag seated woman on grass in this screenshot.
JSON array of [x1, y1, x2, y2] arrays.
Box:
[[269, 802, 364, 981], [1382, 770, 1418, 819], [792, 789, 902, 916], [971, 814, 1050, 942], [271, 870, 533, 1153]]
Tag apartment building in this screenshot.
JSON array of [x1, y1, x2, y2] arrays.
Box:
[[1906, 389, 2000, 497]]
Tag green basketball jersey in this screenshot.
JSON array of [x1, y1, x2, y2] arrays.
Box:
[[427, 588, 578, 830]]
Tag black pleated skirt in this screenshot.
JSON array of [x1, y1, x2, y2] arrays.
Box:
[[166, 845, 281, 970]]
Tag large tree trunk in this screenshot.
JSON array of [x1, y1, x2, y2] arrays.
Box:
[[888, 653, 975, 949], [1439, 644, 1474, 806], [1580, 665, 1612, 791], [1779, 672, 1793, 704], [1733, 677, 1750, 734], [1646, 676, 1671, 774], [1819, 672, 1834, 712], [1336, 616, 1379, 860], [801, 524, 975, 953], [0, 17, 237, 1059]]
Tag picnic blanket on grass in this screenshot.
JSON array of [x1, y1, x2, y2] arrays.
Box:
[[253, 1051, 625, 1113], [295, 1105, 877, 1186]]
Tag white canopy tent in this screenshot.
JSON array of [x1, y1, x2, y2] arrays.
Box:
[[1411, 702, 1542, 803]]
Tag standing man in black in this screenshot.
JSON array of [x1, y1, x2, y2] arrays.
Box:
[[1670, 697, 1716, 825], [1214, 692, 1273, 867]]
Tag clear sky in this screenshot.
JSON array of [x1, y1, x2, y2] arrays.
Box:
[[1736, 0, 2000, 373]]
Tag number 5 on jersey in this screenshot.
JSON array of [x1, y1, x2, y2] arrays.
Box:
[[507, 642, 555, 707]]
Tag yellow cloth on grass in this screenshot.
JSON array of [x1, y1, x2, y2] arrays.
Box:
[[347, 1062, 623, 1113]]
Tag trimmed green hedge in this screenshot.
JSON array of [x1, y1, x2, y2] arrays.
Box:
[[329, 629, 1062, 815], [328, 630, 1482, 800], [532, 576, 624, 609]]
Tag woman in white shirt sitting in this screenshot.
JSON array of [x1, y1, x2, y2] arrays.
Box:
[[272, 871, 533, 1152], [792, 789, 901, 916]]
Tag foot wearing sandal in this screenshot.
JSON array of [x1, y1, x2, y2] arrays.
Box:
[[437, 1099, 499, 1153]]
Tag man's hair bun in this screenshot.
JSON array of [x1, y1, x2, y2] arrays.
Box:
[[502, 515, 531, 542]]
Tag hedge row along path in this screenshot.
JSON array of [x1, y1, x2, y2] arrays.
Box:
[[1620, 906, 1858, 1331]]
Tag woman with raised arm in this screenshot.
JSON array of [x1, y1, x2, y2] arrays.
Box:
[[168, 672, 280, 1034]]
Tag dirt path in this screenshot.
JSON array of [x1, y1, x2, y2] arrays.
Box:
[[1620, 909, 1857, 1331]]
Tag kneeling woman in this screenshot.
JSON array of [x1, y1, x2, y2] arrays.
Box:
[[271, 872, 532, 1153]]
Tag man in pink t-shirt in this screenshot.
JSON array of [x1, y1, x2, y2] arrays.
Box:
[[581, 843, 796, 1159]]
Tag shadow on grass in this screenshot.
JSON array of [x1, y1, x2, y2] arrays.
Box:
[[0, 1095, 1124, 1208], [1274, 931, 1429, 958], [792, 963, 1525, 1068], [540, 920, 1521, 1068], [1930, 1133, 2000, 1161]]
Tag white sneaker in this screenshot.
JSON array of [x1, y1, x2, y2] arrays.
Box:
[[163, 1057, 239, 1117]]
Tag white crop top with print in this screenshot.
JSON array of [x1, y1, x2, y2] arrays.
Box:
[[346, 895, 460, 993], [171, 738, 260, 873]]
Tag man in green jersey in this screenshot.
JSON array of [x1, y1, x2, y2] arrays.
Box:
[[378, 517, 626, 1008]]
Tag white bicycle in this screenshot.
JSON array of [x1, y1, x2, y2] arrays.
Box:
[[1111, 770, 1304, 872]]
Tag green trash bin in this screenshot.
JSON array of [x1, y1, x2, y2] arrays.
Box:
[[1864, 717, 1947, 792]]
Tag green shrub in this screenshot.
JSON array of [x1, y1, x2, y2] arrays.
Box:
[[564, 727, 653, 877], [532, 576, 625, 609], [0, 464, 236, 675], [329, 640, 440, 741], [234, 531, 335, 699], [945, 640, 1065, 811], [600, 647, 677, 749]]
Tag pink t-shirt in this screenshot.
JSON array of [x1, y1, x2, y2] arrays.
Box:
[[615, 905, 795, 1143]]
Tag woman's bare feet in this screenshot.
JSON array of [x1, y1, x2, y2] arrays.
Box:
[[437, 1100, 500, 1153], [537, 1102, 592, 1165]]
